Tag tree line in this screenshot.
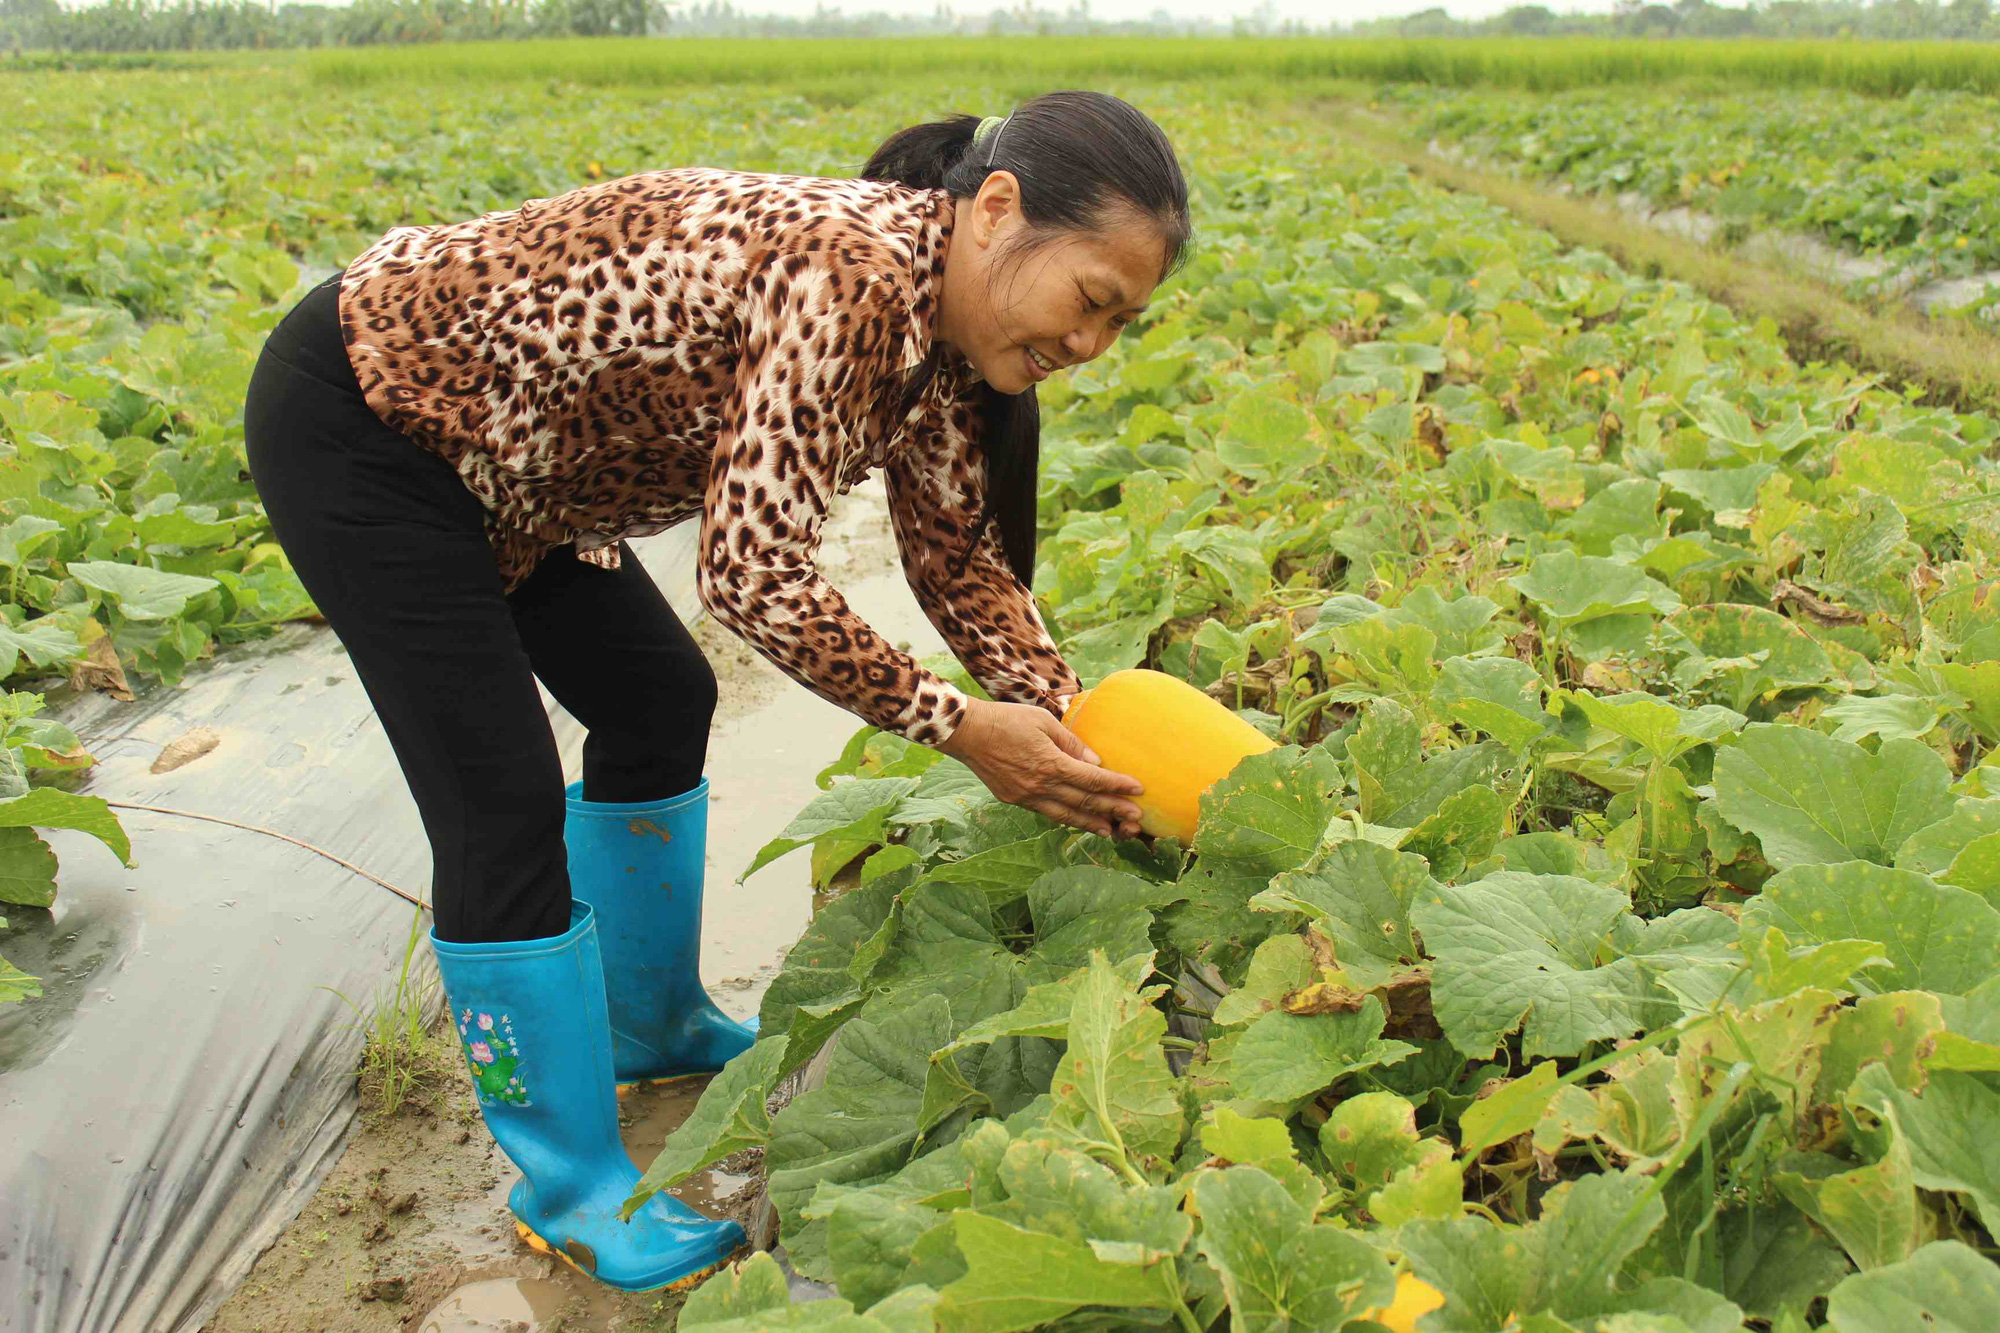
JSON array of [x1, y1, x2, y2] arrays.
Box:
[[2, 0, 1994, 55]]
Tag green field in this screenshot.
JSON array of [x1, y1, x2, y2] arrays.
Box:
[[5, 43, 2000, 1329], [298, 35, 2000, 96]]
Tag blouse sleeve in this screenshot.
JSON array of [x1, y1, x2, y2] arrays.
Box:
[[695, 250, 972, 747], [885, 397, 1083, 718]]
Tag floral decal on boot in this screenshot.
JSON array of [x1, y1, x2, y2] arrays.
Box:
[[457, 1007, 529, 1106]]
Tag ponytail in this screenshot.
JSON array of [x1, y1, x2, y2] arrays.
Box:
[[860, 93, 1190, 592], [859, 113, 982, 194]]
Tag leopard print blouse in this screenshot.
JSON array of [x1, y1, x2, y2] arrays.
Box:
[[335, 167, 1080, 746]]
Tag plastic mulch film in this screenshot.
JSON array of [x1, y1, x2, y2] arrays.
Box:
[[0, 530, 702, 1333]]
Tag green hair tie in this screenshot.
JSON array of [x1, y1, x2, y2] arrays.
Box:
[[973, 113, 1013, 166]]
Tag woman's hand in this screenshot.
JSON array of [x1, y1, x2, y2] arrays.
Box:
[[935, 697, 1145, 840]]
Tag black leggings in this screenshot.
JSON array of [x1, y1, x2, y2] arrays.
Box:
[[243, 272, 717, 945]]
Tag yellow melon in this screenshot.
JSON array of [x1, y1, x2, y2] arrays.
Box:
[[1061, 668, 1277, 842]]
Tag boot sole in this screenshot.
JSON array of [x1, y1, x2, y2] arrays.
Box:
[[516, 1219, 738, 1293], [614, 1071, 720, 1094]]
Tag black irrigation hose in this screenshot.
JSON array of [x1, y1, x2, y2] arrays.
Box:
[[103, 800, 429, 911]]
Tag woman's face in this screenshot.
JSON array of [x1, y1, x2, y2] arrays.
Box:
[[940, 172, 1169, 395]]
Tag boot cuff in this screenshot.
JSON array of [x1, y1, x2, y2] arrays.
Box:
[[431, 901, 593, 960], [562, 777, 708, 821]]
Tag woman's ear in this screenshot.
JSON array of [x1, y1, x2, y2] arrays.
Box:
[[971, 170, 1024, 251]]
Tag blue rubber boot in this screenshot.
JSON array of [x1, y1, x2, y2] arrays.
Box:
[[563, 777, 758, 1087], [431, 903, 745, 1291]]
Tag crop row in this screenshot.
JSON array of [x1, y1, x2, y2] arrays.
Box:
[[1389, 83, 2000, 319]]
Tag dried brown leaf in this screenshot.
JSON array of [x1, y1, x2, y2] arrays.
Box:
[[71, 632, 133, 702], [150, 726, 222, 774], [1771, 579, 1866, 626]]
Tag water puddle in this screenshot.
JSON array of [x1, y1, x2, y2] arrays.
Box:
[[415, 1277, 568, 1333], [615, 1077, 757, 1214], [415, 1076, 753, 1332], [412, 1270, 632, 1333]]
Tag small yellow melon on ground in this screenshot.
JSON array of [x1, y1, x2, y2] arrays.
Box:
[[1359, 1273, 1446, 1332], [1060, 668, 1276, 842]]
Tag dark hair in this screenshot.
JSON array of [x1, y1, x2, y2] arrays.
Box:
[[861, 91, 1191, 586]]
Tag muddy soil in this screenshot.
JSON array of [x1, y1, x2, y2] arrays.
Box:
[[201, 1059, 758, 1333], [202, 479, 941, 1333]]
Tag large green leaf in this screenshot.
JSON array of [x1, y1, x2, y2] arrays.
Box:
[[1895, 797, 2000, 892], [1659, 464, 1776, 520], [1434, 655, 1551, 752], [1936, 660, 2000, 745], [1564, 690, 1743, 763], [1847, 1063, 2000, 1232], [1636, 1191, 1850, 1323], [1710, 725, 1955, 868], [1398, 1216, 1538, 1331], [1774, 1142, 1922, 1272], [764, 993, 954, 1278], [934, 1212, 1178, 1333], [1215, 390, 1317, 481], [1349, 698, 1511, 829], [1401, 782, 1510, 882], [1025, 866, 1182, 968], [934, 952, 1155, 1057], [1825, 1241, 2000, 1333], [0, 957, 40, 1006], [1209, 935, 1315, 1028], [1330, 617, 1437, 701], [1537, 1175, 1709, 1326], [1398, 1171, 1705, 1330], [1201, 1107, 1325, 1214], [67, 560, 218, 621], [678, 1252, 939, 1332], [1317, 1090, 1459, 1225], [1227, 996, 1419, 1104], [1821, 694, 1945, 744], [758, 876, 902, 1059], [1741, 862, 2000, 996], [924, 831, 1068, 896], [1191, 744, 1344, 876], [984, 1136, 1191, 1261], [1508, 551, 1681, 623], [0, 788, 131, 866], [1667, 603, 1839, 708], [1813, 990, 1945, 1100], [624, 1036, 790, 1217], [741, 778, 920, 881], [811, 1148, 970, 1311], [1384, 590, 1504, 659], [873, 880, 1033, 1046], [0, 613, 81, 678], [1413, 872, 1665, 1058], [1048, 950, 1185, 1175], [677, 1250, 797, 1323], [0, 827, 58, 908], [1248, 840, 1429, 987], [1192, 1165, 1394, 1333]]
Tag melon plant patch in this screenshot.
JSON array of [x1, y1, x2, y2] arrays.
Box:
[[633, 108, 2000, 1331]]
